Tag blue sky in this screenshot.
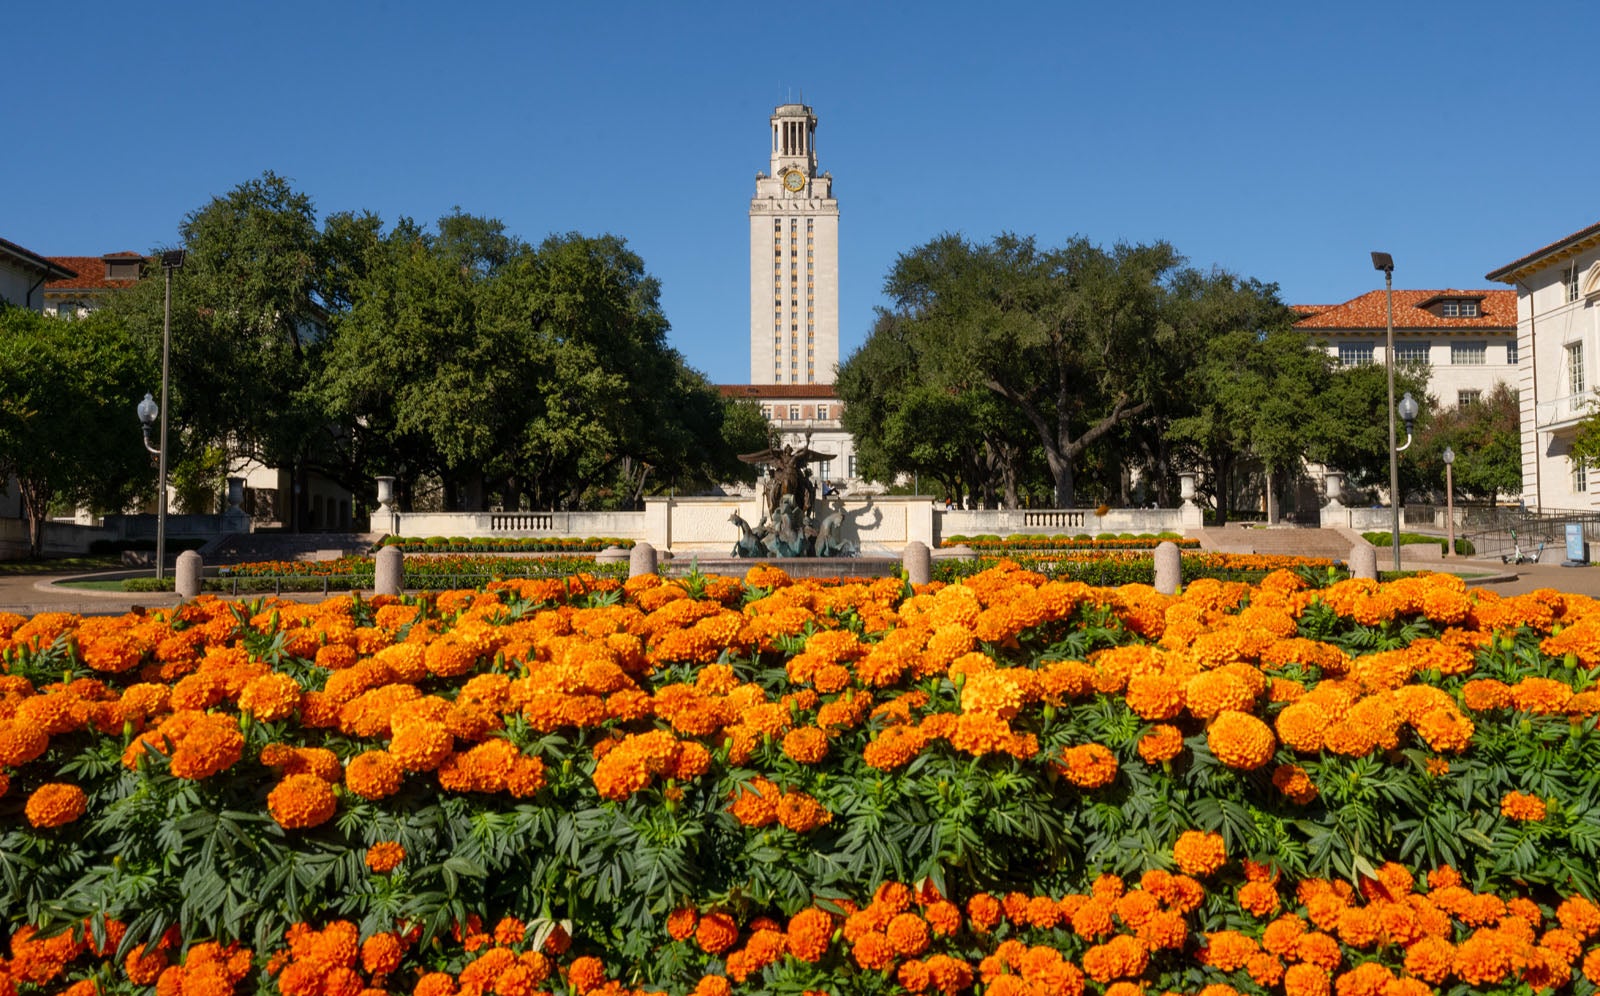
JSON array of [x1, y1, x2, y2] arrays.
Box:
[[8, 1, 1599, 384]]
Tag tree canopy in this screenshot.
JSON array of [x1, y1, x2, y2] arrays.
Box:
[[0, 306, 154, 555]]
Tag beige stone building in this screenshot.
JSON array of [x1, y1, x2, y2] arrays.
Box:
[[1293, 289, 1518, 409], [718, 384, 865, 492], [749, 103, 839, 385], [1487, 219, 1600, 511]]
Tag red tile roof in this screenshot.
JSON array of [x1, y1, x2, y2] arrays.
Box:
[[1292, 289, 1517, 331], [718, 383, 840, 400], [1486, 220, 1600, 283], [44, 254, 144, 291]]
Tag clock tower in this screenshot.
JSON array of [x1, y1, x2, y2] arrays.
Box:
[[750, 103, 839, 385]]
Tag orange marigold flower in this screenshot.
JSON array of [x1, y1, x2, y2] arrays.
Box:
[[1501, 791, 1548, 821], [1125, 672, 1185, 720], [1556, 895, 1600, 939], [1202, 930, 1260, 971], [667, 907, 699, 942], [781, 726, 829, 764], [1080, 934, 1149, 983], [388, 721, 453, 772], [1173, 830, 1227, 877], [695, 912, 739, 955], [1283, 963, 1331, 996], [1239, 880, 1282, 918], [1059, 742, 1119, 788], [887, 913, 931, 957], [1136, 723, 1184, 764], [238, 673, 303, 720], [567, 955, 606, 994], [365, 841, 406, 873], [693, 975, 731, 996], [266, 773, 337, 829], [0, 719, 49, 767], [344, 750, 404, 800], [852, 930, 894, 970], [1403, 935, 1454, 984], [1208, 710, 1276, 770], [1272, 764, 1319, 804], [776, 790, 833, 833], [1275, 700, 1329, 753], [24, 782, 87, 828], [1247, 952, 1285, 987], [924, 900, 961, 936], [967, 893, 1002, 932], [360, 932, 404, 976], [787, 908, 834, 962]]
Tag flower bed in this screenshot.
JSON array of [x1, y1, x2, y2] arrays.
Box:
[[3, 566, 1600, 996], [379, 537, 635, 554], [943, 534, 1200, 552], [936, 553, 1338, 586], [122, 555, 624, 593]]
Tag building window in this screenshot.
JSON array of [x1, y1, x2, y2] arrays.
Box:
[[789, 405, 800, 420], [1569, 342, 1586, 399], [1567, 263, 1581, 304], [1338, 343, 1374, 366], [1394, 343, 1430, 366], [760, 406, 771, 420], [1442, 302, 1458, 317], [816, 460, 831, 481], [1462, 301, 1479, 317], [1507, 340, 1519, 365], [816, 405, 828, 420], [847, 455, 857, 478], [1457, 390, 1481, 407], [1576, 456, 1589, 493], [1451, 342, 1486, 365]]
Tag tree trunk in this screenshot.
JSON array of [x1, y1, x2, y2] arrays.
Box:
[[19, 476, 49, 558]]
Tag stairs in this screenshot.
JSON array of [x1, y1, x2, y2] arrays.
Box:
[[1194, 526, 1367, 561], [203, 532, 382, 566]]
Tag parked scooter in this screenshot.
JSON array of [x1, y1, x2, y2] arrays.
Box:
[[1501, 529, 1546, 565]]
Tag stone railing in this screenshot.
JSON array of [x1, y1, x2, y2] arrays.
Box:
[[941, 505, 1200, 538], [374, 498, 1207, 553]]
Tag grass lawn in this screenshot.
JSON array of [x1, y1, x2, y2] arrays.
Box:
[[0, 555, 122, 576], [51, 578, 135, 591]]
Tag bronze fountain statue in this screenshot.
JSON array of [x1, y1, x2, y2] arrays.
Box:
[[729, 441, 863, 558]]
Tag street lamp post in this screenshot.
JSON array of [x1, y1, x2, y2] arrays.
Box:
[[1442, 446, 1456, 559], [140, 250, 185, 580], [1372, 251, 1402, 571]]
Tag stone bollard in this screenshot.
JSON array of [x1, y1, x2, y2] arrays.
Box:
[[1350, 544, 1378, 581], [594, 545, 630, 567], [1153, 541, 1181, 595], [175, 550, 203, 600], [374, 546, 404, 596], [903, 540, 932, 587], [629, 542, 658, 578]]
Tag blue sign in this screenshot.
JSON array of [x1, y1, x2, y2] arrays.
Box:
[[1566, 523, 1588, 564]]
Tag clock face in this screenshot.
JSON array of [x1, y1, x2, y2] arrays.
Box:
[[783, 170, 806, 192]]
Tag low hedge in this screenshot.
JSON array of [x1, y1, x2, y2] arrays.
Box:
[[1361, 530, 1475, 556]]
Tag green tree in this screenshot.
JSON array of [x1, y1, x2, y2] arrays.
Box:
[[0, 306, 154, 556], [1307, 362, 1432, 500], [879, 233, 1182, 507], [318, 217, 744, 510], [837, 311, 1037, 507], [103, 171, 338, 529], [1415, 383, 1522, 503], [1151, 271, 1307, 518]]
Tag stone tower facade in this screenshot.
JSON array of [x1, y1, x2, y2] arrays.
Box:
[[749, 103, 839, 385]]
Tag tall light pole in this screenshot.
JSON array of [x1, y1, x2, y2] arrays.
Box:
[[154, 250, 185, 579], [1372, 251, 1402, 571], [1442, 446, 1456, 559]]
